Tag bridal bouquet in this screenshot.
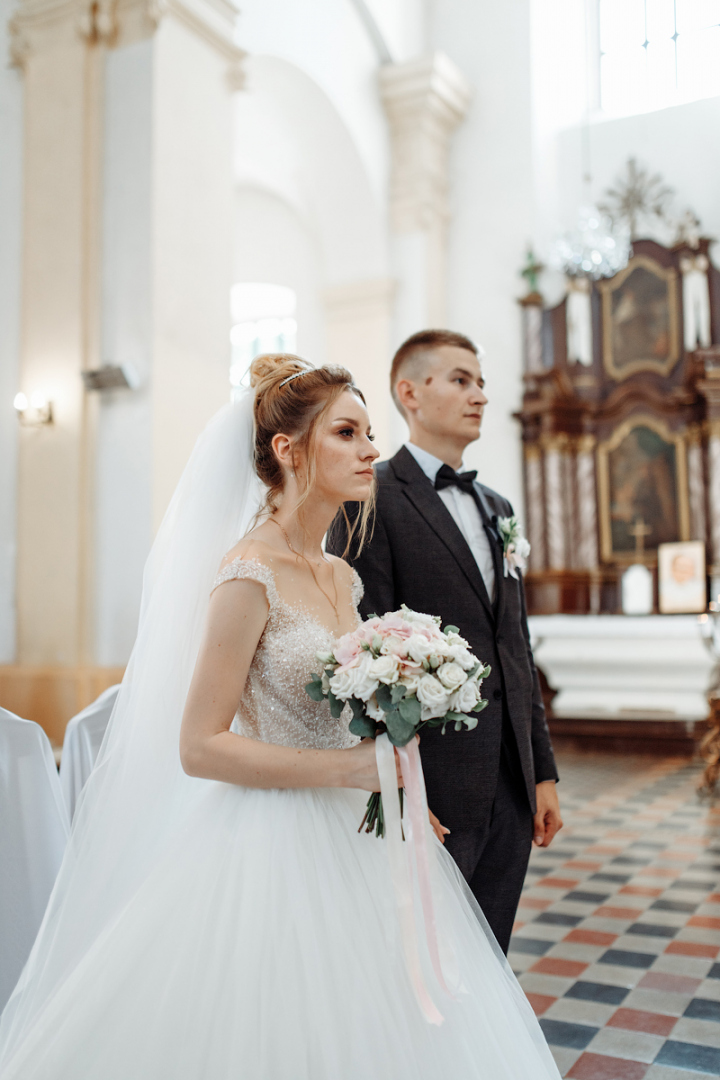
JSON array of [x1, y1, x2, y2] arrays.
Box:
[[305, 606, 490, 836]]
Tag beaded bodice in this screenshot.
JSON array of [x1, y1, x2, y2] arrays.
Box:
[[212, 557, 362, 751]]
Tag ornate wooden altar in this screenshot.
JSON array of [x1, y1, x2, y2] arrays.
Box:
[[517, 237, 720, 615]]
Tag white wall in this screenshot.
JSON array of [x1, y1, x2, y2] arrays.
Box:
[[554, 97, 720, 251], [236, 0, 392, 214], [0, 0, 23, 662], [233, 186, 326, 366], [427, 0, 534, 515], [95, 42, 154, 666]]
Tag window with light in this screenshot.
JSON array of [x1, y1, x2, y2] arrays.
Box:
[[599, 0, 720, 116], [229, 283, 298, 393]]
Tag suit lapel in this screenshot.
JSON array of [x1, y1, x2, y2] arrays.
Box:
[[473, 483, 507, 626], [390, 448, 495, 622]]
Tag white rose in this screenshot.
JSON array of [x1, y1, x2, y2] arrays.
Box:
[[379, 635, 406, 658], [515, 536, 531, 560], [406, 634, 435, 665], [401, 607, 441, 630], [444, 630, 470, 648], [329, 653, 377, 702], [399, 670, 422, 695], [365, 693, 385, 721], [445, 644, 476, 671], [450, 678, 481, 714], [416, 674, 452, 720], [437, 662, 467, 692], [370, 654, 400, 685]]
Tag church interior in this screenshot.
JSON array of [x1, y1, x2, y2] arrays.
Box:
[[2, 0, 720, 1075]]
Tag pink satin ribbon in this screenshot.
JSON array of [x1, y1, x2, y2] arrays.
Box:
[[374, 734, 456, 1025]]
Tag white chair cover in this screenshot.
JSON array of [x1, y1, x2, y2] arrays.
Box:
[[0, 709, 69, 1012], [59, 686, 120, 820]]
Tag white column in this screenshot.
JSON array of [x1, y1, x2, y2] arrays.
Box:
[[5, 0, 242, 736], [0, 0, 23, 663], [379, 52, 471, 339]]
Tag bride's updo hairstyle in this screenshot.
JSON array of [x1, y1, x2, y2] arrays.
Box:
[[249, 353, 374, 551]]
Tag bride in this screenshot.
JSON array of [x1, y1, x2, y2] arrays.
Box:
[[0, 355, 560, 1079]]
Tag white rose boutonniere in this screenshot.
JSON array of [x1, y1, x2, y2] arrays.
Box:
[[496, 515, 530, 579]]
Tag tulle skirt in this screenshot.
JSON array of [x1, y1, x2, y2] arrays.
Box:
[[1, 781, 560, 1079]]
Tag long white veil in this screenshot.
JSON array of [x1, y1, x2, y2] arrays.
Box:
[[0, 392, 262, 1064]]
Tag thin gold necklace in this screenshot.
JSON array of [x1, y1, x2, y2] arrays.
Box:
[[270, 517, 340, 624]]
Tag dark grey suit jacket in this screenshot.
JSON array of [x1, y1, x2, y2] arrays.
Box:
[[327, 446, 558, 832]]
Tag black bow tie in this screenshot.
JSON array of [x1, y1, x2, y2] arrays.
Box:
[[434, 464, 478, 496]]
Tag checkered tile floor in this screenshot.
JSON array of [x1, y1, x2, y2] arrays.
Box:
[[511, 749, 720, 1079]]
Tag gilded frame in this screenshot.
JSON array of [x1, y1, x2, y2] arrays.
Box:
[[598, 254, 680, 380], [597, 414, 689, 565]]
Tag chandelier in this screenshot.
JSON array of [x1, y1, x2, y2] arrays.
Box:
[[552, 204, 631, 280]]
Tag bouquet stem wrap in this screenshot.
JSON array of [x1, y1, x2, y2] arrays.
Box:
[[375, 734, 456, 1025]]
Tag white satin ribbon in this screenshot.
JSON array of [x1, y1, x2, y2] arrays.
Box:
[[375, 733, 456, 1025]]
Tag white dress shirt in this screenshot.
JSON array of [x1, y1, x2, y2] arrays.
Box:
[[405, 443, 496, 603]]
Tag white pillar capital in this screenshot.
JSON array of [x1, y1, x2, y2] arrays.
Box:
[[379, 52, 471, 233], [9, 0, 244, 68]]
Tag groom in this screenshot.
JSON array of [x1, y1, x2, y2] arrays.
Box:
[[328, 329, 561, 954]]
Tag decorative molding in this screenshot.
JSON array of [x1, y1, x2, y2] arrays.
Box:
[[9, 0, 244, 66], [379, 53, 471, 233]]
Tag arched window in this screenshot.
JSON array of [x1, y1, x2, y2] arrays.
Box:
[[229, 283, 297, 391], [598, 0, 720, 116]]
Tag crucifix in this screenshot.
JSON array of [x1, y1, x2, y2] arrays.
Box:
[[629, 517, 651, 561]]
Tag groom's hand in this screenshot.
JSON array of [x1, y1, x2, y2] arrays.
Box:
[[533, 781, 562, 847]]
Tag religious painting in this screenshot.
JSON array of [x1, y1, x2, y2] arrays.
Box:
[[599, 255, 680, 380], [597, 415, 689, 564], [658, 540, 707, 614]]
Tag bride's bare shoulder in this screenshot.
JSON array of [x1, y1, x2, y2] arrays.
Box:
[[218, 528, 289, 575]]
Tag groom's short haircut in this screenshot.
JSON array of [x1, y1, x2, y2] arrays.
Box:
[[390, 329, 479, 416]]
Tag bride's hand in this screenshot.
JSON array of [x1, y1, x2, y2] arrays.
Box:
[[428, 808, 450, 844], [345, 738, 403, 792]]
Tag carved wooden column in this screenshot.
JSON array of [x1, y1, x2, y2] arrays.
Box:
[[575, 435, 599, 570], [523, 443, 545, 571], [543, 435, 567, 570], [686, 424, 707, 544]]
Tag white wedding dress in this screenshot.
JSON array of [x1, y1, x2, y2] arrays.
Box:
[[0, 554, 560, 1080]]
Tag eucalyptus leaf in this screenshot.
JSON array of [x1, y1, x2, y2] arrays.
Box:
[[390, 684, 407, 704], [349, 713, 376, 739], [464, 715, 479, 730], [398, 695, 421, 726], [375, 684, 396, 713], [305, 681, 326, 702], [384, 710, 417, 747], [474, 698, 489, 713], [443, 625, 459, 635], [348, 697, 366, 719], [327, 690, 344, 719]]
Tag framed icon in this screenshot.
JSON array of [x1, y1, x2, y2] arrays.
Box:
[[658, 540, 706, 614], [598, 255, 680, 380], [597, 414, 689, 564]]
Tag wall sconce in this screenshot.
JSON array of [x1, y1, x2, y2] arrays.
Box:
[[14, 391, 53, 426], [81, 364, 140, 391]]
